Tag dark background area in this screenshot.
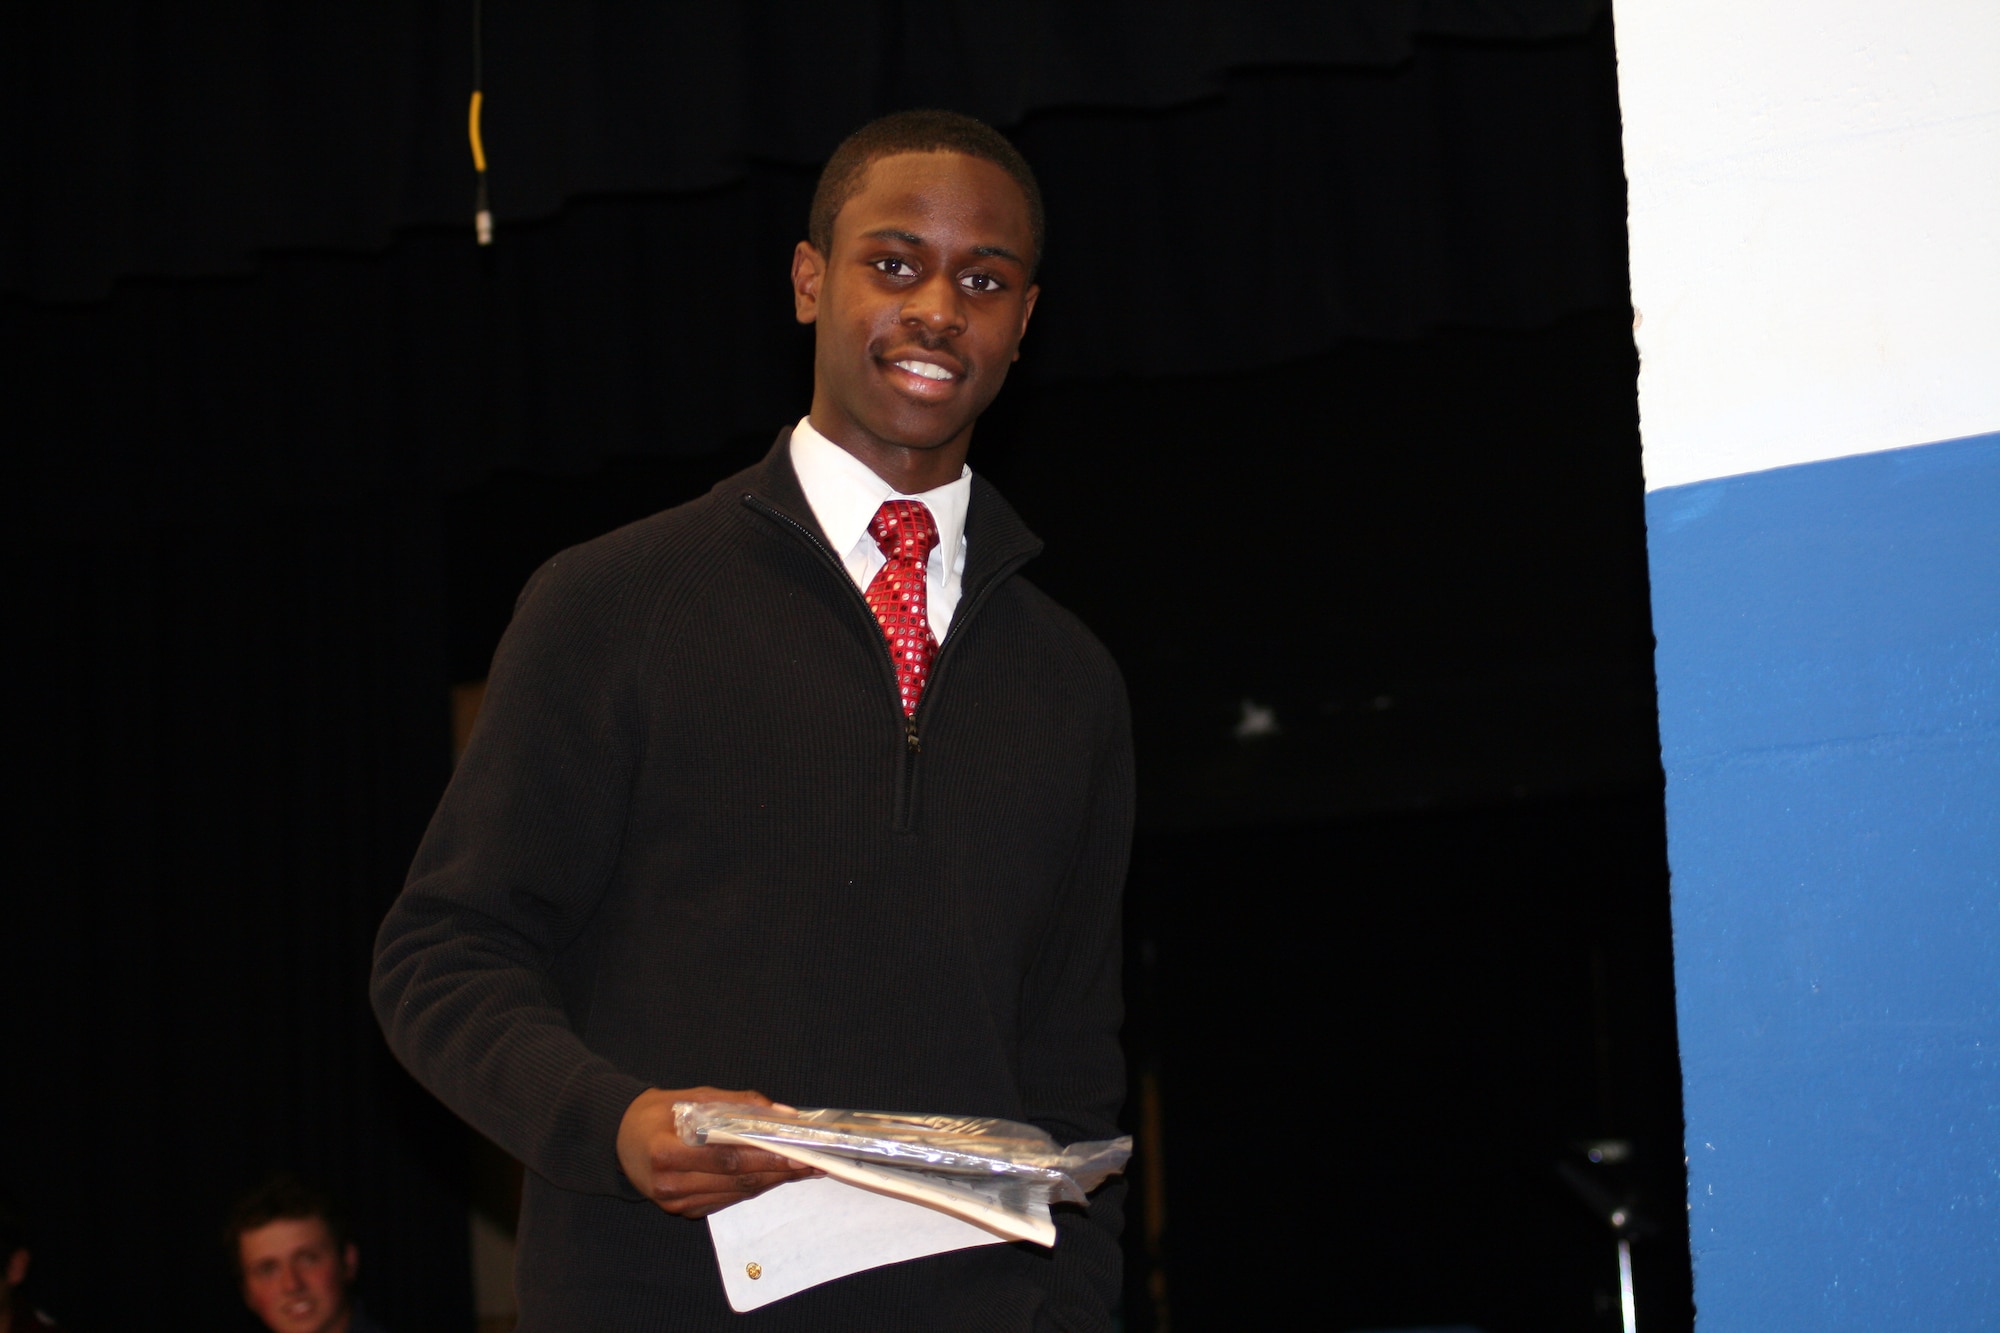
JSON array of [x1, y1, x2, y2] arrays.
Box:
[[4, 3, 1687, 1329]]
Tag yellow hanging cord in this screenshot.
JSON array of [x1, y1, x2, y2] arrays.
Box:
[[469, 90, 492, 245], [469, 0, 491, 243], [468, 90, 488, 174]]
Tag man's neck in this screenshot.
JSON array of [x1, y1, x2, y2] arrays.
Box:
[[806, 407, 971, 495]]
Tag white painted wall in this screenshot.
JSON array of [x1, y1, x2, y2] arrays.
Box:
[[1615, 1, 2000, 491]]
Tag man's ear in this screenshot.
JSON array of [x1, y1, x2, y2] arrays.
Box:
[[5, 1246, 29, 1286], [341, 1243, 359, 1283], [792, 241, 826, 325]]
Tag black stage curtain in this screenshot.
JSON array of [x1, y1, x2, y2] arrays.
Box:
[[5, 0, 1603, 301], [1128, 791, 1691, 1331], [5, 8, 1684, 1331], [11, 30, 1630, 518], [9, 502, 470, 1331]]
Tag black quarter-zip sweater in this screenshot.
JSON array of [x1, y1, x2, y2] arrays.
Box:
[[372, 430, 1132, 1332]]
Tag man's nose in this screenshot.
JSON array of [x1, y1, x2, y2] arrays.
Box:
[[281, 1259, 309, 1292], [901, 271, 964, 334]]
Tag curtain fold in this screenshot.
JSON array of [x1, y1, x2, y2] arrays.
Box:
[[8, 500, 473, 1330], [2, 0, 1605, 300], [10, 24, 1630, 521]]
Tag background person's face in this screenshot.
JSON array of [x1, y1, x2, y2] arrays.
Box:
[[238, 1217, 355, 1333], [797, 150, 1039, 457], [1, 1245, 27, 1315]]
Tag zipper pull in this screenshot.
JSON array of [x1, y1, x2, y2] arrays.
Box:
[[904, 717, 922, 754]]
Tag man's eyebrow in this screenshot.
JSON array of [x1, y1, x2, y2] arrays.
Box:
[[861, 229, 1026, 267]]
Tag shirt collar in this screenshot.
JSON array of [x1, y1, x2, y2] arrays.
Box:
[[789, 415, 972, 561]]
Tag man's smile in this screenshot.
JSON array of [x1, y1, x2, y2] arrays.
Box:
[[880, 347, 968, 401]]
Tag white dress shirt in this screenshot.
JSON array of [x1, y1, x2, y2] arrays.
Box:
[[788, 415, 972, 640]]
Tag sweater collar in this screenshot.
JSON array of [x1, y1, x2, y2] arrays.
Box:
[[744, 426, 1044, 590]]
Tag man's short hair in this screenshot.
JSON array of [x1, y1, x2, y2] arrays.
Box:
[[224, 1174, 351, 1277], [808, 109, 1045, 277]]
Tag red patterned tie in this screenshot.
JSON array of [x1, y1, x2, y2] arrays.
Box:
[[864, 500, 941, 717]]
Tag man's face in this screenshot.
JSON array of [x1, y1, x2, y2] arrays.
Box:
[[793, 150, 1040, 457], [238, 1217, 356, 1333]]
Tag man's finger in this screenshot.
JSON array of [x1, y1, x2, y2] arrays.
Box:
[[654, 1168, 811, 1200], [664, 1192, 773, 1219], [677, 1086, 777, 1112], [656, 1191, 744, 1217], [655, 1179, 804, 1217], [726, 1169, 815, 1194], [650, 1141, 801, 1176]]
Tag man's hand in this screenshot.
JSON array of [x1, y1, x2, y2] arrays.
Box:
[[617, 1087, 818, 1218]]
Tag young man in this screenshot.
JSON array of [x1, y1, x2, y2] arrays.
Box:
[[227, 1176, 390, 1333], [373, 110, 1131, 1330]]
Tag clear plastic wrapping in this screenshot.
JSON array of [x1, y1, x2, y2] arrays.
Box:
[[675, 1103, 1131, 1208]]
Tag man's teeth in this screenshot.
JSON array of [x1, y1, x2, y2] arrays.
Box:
[[894, 360, 954, 381]]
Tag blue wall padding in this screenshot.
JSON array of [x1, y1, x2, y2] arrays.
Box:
[[1646, 431, 2000, 1331]]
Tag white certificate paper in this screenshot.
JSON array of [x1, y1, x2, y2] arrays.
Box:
[[707, 1174, 1006, 1312]]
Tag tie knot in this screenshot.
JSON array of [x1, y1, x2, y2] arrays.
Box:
[[869, 500, 940, 565]]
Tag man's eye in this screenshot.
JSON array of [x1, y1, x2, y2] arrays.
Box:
[[961, 273, 1002, 293], [872, 258, 914, 276]]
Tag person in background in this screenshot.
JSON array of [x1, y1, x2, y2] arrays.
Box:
[[227, 1175, 391, 1333], [0, 1193, 61, 1333]]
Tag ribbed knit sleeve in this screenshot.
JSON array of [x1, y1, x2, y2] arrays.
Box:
[[371, 545, 652, 1197]]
